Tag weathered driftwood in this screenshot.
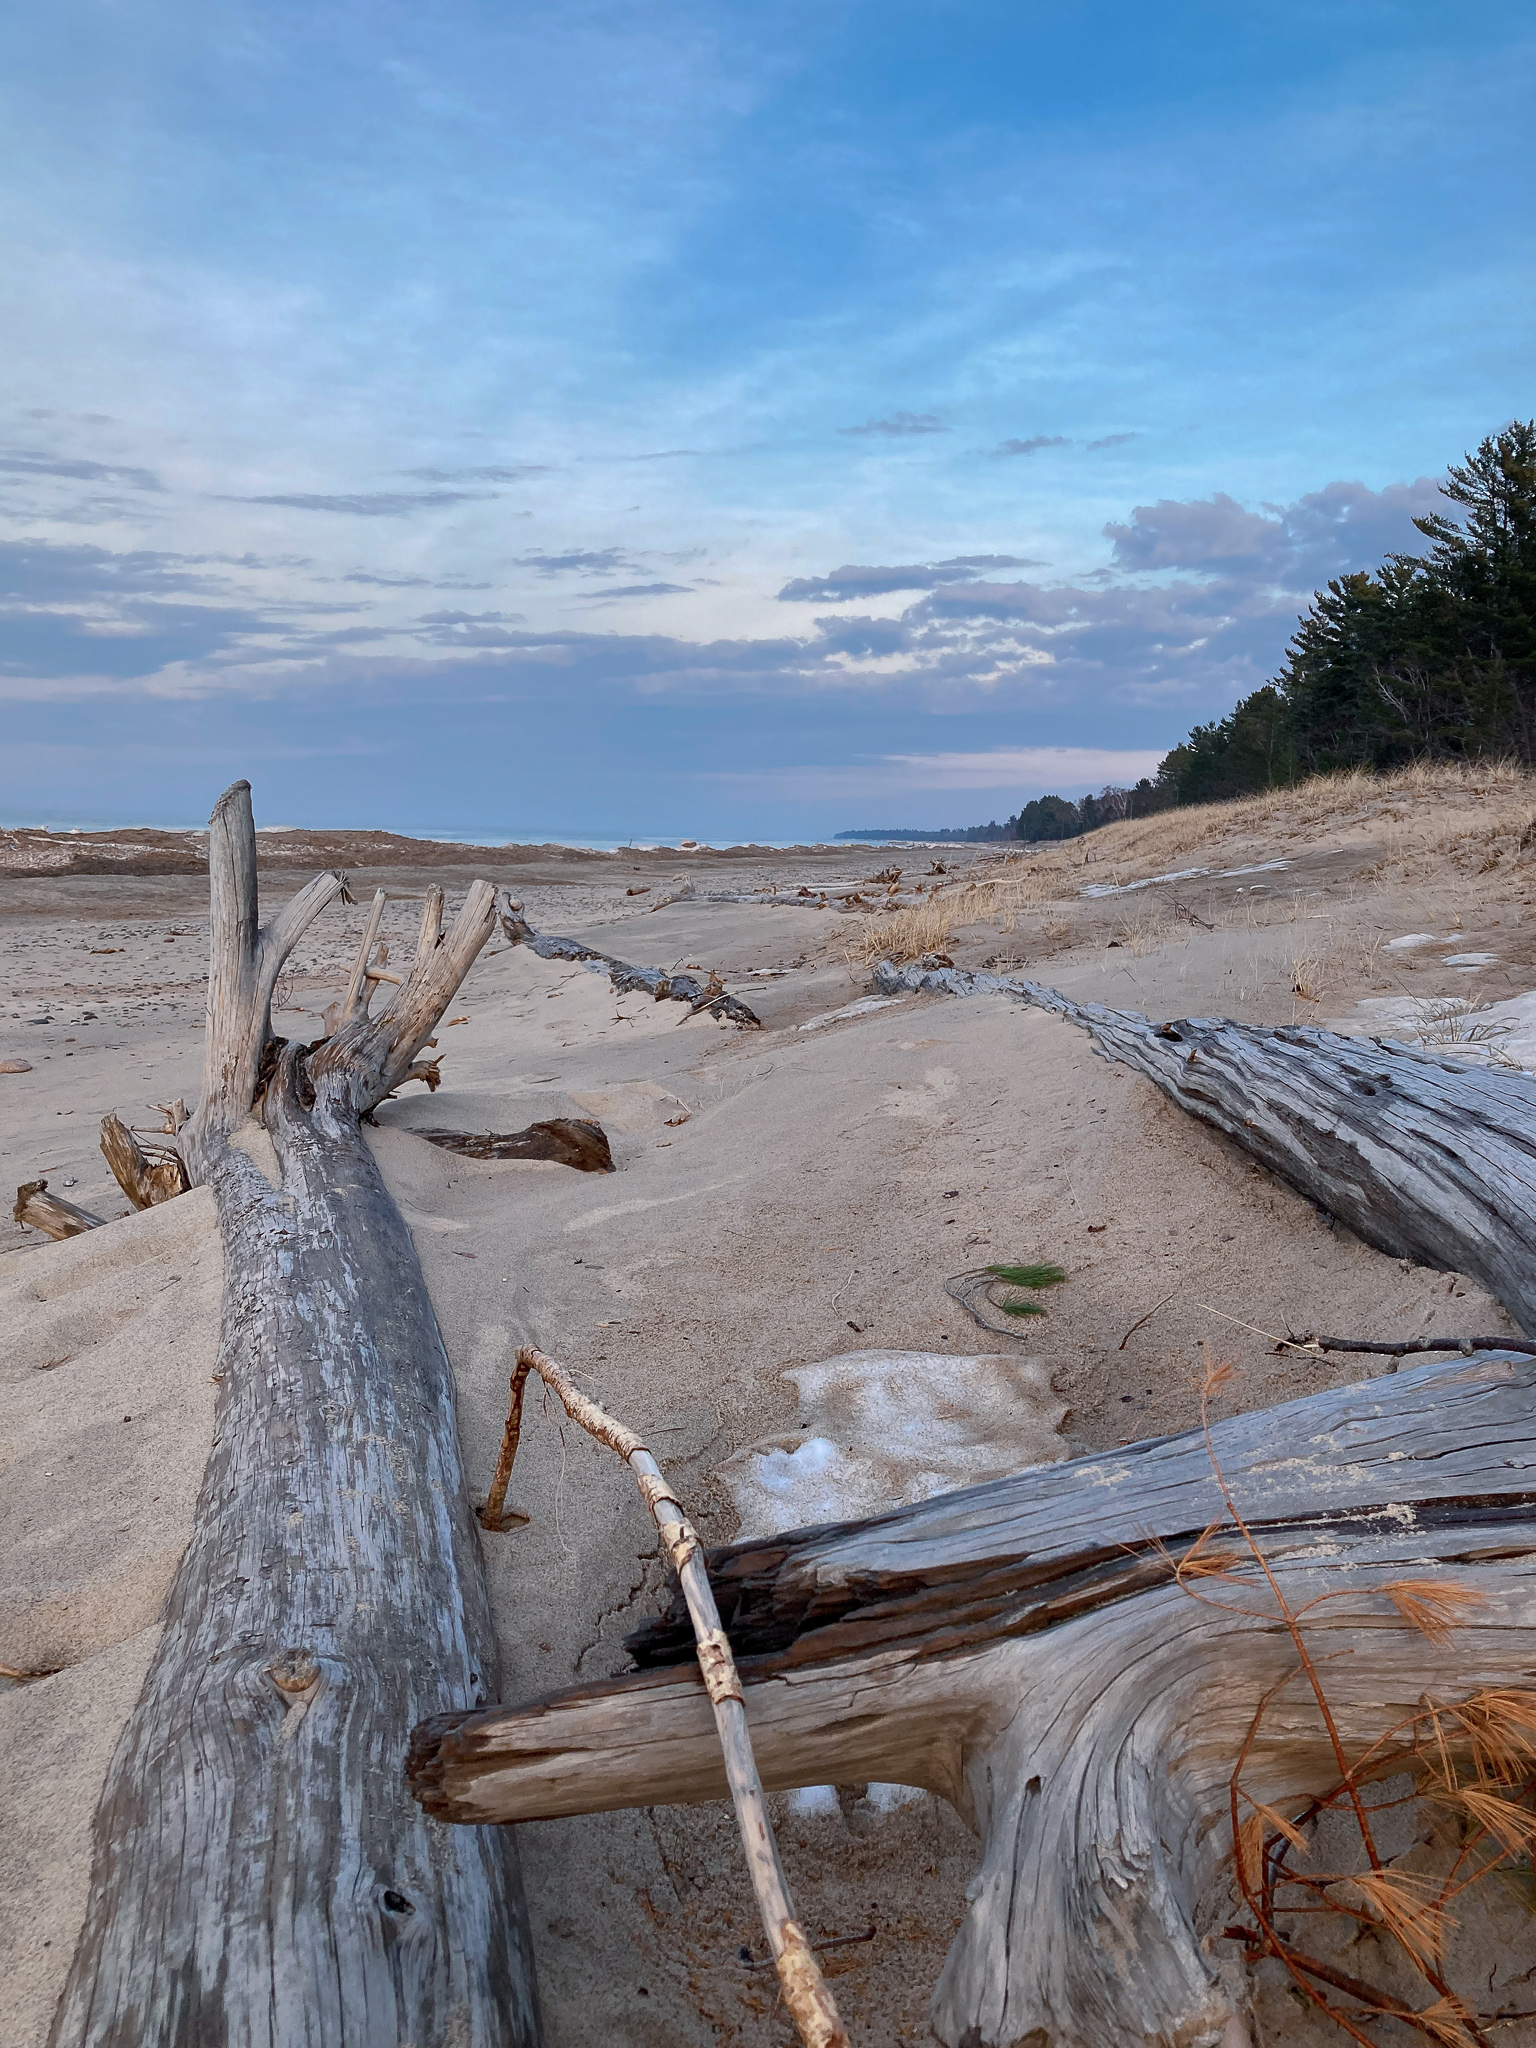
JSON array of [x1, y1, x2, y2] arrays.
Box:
[[420, 1118, 615, 1172], [409, 1349, 1536, 2047], [52, 783, 540, 2048], [13, 1178, 105, 1239], [99, 1110, 190, 1208], [445, 1347, 848, 2048], [497, 894, 762, 1025], [874, 959, 1536, 1335]]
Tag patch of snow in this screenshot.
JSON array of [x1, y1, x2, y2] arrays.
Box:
[[717, 1348, 1069, 1543], [797, 996, 903, 1031], [1442, 951, 1498, 969], [1385, 933, 1439, 949], [1216, 860, 1290, 878], [724, 1349, 1068, 1822], [1081, 865, 1208, 898], [1353, 989, 1536, 1069], [786, 1785, 842, 1818]]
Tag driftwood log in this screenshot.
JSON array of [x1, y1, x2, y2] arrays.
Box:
[[410, 1350, 1536, 2047], [13, 1178, 105, 1239], [51, 783, 540, 2048], [420, 1118, 615, 1172], [497, 895, 762, 1025], [874, 959, 1536, 1335], [408, 969, 1536, 2045]]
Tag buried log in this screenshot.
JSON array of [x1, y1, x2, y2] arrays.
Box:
[[51, 783, 540, 2048], [875, 958, 1536, 1334], [496, 893, 762, 1025], [13, 1178, 105, 1239], [410, 1348, 1536, 2046], [419, 1117, 615, 1172]]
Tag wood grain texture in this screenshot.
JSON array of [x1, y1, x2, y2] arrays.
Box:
[[52, 784, 540, 2048], [875, 959, 1536, 1333], [419, 1118, 615, 1172], [99, 1110, 189, 1208], [411, 1349, 1536, 2046], [13, 1178, 105, 1238]]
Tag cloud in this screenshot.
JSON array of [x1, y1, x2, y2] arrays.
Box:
[[719, 745, 1167, 802], [0, 449, 165, 492], [233, 490, 491, 515], [1104, 478, 1442, 590], [514, 547, 640, 576], [0, 476, 1451, 726], [993, 436, 1070, 457], [778, 555, 1045, 602], [840, 412, 948, 438], [576, 581, 692, 599], [341, 570, 493, 588], [1088, 433, 1137, 451], [402, 465, 549, 481]]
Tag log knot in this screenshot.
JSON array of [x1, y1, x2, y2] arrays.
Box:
[[695, 1627, 744, 1706]]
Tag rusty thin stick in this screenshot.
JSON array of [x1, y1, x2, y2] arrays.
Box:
[[508, 1344, 849, 2048], [477, 1357, 533, 1532]]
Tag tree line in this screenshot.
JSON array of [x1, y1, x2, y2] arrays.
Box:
[[1000, 421, 1535, 842]]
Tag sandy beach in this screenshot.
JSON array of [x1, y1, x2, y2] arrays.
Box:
[[7, 769, 1536, 2045]]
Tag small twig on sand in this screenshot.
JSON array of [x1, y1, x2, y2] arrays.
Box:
[[1119, 1289, 1178, 1351], [499, 1345, 850, 2048], [1197, 1303, 1324, 1357], [742, 1927, 875, 1970]]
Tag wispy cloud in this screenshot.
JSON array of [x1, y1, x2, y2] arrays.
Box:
[[840, 412, 948, 438], [1088, 432, 1137, 451], [778, 555, 1044, 602], [401, 465, 548, 481], [576, 580, 692, 600], [514, 547, 640, 576], [993, 436, 1070, 458], [233, 490, 493, 516], [0, 449, 165, 492]]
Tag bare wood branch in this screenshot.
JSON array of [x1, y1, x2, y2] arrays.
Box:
[[100, 1111, 189, 1209], [338, 887, 389, 1027], [13, 1179, 105, 1239], [437, 1346, 848, 2048], [496, 892, 761, 1026], [182, 780, 347, 1174]]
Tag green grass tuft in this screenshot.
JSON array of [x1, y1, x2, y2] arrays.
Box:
[[985, 1262, 1067, 1291]]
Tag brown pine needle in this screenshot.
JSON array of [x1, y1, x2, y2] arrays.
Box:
[[1381, 1578, 1488, 1647], [1446, 1786, 1536, 1857], [1346, 1868, 1454, 1973]]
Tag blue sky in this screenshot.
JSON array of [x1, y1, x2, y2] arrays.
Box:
[[2, 1, 1532, 839]]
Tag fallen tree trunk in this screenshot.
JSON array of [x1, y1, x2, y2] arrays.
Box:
[[497, 895, 762, 1025], [51, 784, 541, 2048], [411, 1348, 1536, 2046], [874, 959, 1536, 1334]]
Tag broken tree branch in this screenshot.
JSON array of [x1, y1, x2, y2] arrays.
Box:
[[422, 1346, 847, 2048], [496, 893, 761, 1026], [99, 1111, 189, 1209], [13, 1179, 105, 1239]]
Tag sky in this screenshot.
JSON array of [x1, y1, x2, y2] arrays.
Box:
[[1, 2, 1533, 841]]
